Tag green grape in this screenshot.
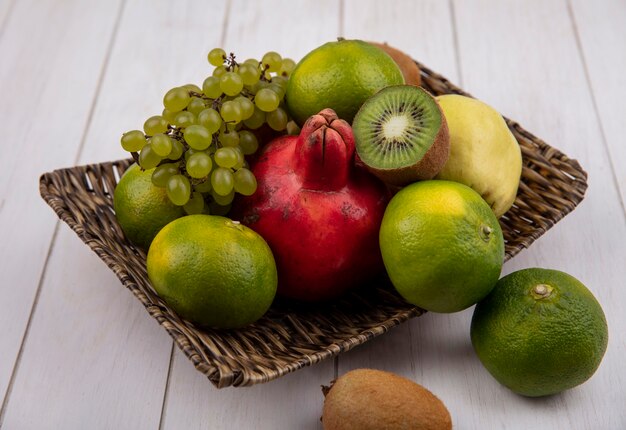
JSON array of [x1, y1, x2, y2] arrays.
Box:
[[219, 72, 244, 96], [233, 168, 257, 196], [150, 133, 173, 156], [184, 124, 212, 150], [163, 87, 191, 112], [263, 70, 272, 80], [244, 58, 259, 66], [262, 51, 282, 72], [268, 83, 285, 99], [168, 139, 184, 160], [234, 96, 255, 120], [243, 107, 265, 129], [173, 111, 196, 128], [138, 144, 162, 169], [183, 192, 205, 215], [211, 167, 234, 196], [143, 115, 168, 136], [213, 65, 227, 78], [266, 107, 289, 131], [220, 100, 241, 123], [227, 121, 242, 132], [214, 147, 239, 168], [237, 63, 260, 86], [286, 120, 301, 135], [238, 130, 259, 155], [202, 76, 222, 99], [219, 130, 239, 147], [151, 163, 179, 187], [194, 179, 212, 193], [248, 80, 269, 95], [255, 88, 280, 112], [184, 148, 199, 161], [208, 48, 226, 66], [166, 174, 191, 206], [271, 75, 288, 89], [211, 189, 235, 206], [187, 97, 206, 115], [279, 58, 296, 76], [162, 108, 177, 124], [197, 108, 222, 134], [186, 151, 213, 178], [183, 83, 203, 94], [232, 146, 245, 169], [120, 130, 146, 152]]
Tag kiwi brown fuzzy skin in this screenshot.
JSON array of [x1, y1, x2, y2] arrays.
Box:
[[369, 42, 422, 86], [322, 369, 452, 430], [353, 86, 450, 186]]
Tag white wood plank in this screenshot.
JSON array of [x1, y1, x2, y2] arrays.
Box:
[[569, 0, 626, 208], [0, 0, 123, 413], [79, 0, 229, 164], [339, 1, 626, 429], [221, 0, 341, 66], [1, 0, 229, 428], [160, 1, 340, 428], [343, 0, 460, 84], [0, 0, 16, 39], [162, 349, 334, 430], [0, 228, 173, 429]]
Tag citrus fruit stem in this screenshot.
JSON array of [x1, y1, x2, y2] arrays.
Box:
[[531, 283, 554, 299], [480, 224, 493, 242]]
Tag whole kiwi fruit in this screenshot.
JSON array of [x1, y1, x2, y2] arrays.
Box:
[[352, 85, 450, 186], [322, 369, 452, 430], [369, 42, 422, 86]]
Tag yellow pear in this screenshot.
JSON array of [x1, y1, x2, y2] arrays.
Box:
[[435, 95, 522, 217]]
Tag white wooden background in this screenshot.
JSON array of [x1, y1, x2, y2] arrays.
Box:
[[0, 0, 624, 428]]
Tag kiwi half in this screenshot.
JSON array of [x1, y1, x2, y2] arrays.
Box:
[[352, 85, 449, 186]]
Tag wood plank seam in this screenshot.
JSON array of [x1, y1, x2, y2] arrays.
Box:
[[158, 343, 177, 430], [0, 0, 17, 43], [0, 0, 129, 423], [72, 0, 129, 166], [339, 0, 345, 37], [219, 0, 232, 56], [448, 0, 464, 87], [0, 222, 61, 427], [566, 0, 626, 220]]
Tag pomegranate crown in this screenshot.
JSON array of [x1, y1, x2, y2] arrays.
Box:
[[296, 109, 356, 190]]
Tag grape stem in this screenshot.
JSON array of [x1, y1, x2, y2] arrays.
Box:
[[259, 64, 271, 82], [211, 95, 224, 110], [130, 151, 140, 166], [225, 53, 239, 71]]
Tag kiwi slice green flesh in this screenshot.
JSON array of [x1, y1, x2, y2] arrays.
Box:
[[353, 85, 449, 185]]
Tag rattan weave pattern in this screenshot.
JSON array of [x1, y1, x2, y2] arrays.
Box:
[[39, 61, 587, 388]]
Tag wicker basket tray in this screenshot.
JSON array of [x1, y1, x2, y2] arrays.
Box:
[[39, 61, 588, 388]]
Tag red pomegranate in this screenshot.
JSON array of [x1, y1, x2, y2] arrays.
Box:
[[231, 109, 389, 301]]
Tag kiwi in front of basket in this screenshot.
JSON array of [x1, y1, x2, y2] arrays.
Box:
[[322, 368, 452, 430], [352, 85, 449, 186]]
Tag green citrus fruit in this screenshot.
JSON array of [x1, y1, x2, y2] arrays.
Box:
[[113, 163, 185, 250], [286, 39, 404, 125], [146, 214, 277, 329], [379, 180, 504, 313], [471, 268, 608, 397]]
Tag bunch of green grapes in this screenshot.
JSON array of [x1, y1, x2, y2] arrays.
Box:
[[120, 48, 297, 215]]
